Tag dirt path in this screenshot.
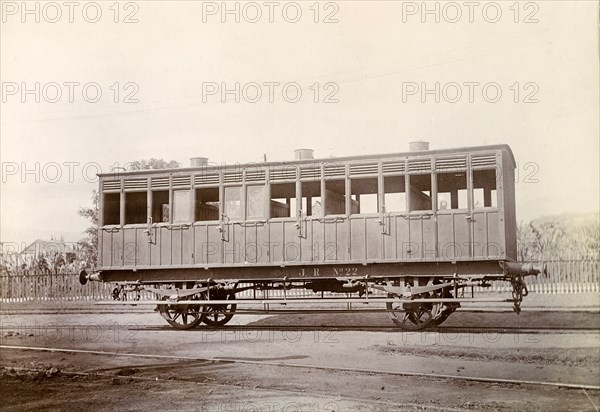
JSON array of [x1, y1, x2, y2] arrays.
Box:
[[1, 311, 599, 411], [1, 350, 599, 412]]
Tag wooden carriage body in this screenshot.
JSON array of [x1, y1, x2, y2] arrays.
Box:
[[97, 144, 516, 283]]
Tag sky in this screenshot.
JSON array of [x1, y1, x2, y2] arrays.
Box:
[[1, 0, 599, 249]]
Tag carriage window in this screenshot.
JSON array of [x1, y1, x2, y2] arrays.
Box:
[[173, 190, 191, 222], [324, 180, 346, 215], [409, 174, 432, 211], [271, 183, 295, 218], [473, 169, 498, 208], [103, 193, 120, 225], [152, 190, 169, 223], [437, 172, 468, 210], [351, 178, 378, 214], [300, 181, 321, 217], [384, 176, 406, 212], [247, 185, 265, 220], [224, 187, 242, 220], [195, 187, 220, 221], [125, 192, 147, 224]]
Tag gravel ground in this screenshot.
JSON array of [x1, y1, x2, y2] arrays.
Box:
[[1, 353, 599, 412], [1, 307, 599, 411]]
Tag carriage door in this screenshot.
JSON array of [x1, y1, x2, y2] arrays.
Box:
[[170, 185, 194, 266], [435, 157, 471, 261], [222, 185, 244, 265], [471, 165, 501, 259], [122, 179, 150, 267], [323, 177, 350, 262], [349, 173, 381, 261]]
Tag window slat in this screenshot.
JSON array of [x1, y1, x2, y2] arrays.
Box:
[[471, 154, 496, 168], [382, 161, 405, 174], [350, 163, 378, 176], [195, 174, 220, 185], [408, 158, 431, 172], [102, 180, 121, 191], [151, 177, 170, 189]]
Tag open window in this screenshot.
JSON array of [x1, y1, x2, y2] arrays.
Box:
[[125, 192, 147, 224], [409, 174, 432, 211], [270, 182, 296, 218], [300, 181, 321, 217], [436, 172, 468, 210], [152, 190, 169, 223], [473, 169, 498, 208], [173, 190, 191, 223], [324, 180, 346, 215], [224, 187, 242, 220], [384, 176, 406, 213], [103, 193, 120, 225], [246, 185, 265, 220], [350, 178, 378, 214], [195, 187, 219, 221]]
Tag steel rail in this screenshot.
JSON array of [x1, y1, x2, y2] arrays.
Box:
[[95, 297, 516, 305], [1, 344, 598, 391], [1, 324, 598, 334]]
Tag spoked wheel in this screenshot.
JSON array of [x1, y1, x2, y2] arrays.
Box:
[[430, 283, 460, 327], [202, 290, 237, 327], [430, 307, 456, 327], [386, 278, 442, 331], [157, 284, 206, 330], [387, 296, 441, 330]]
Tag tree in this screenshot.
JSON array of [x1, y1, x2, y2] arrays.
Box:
[[77, 159, 180, 269], [78, 190, 99, 269], [517, 215, 600, 261], [128, 158, 180, 171]]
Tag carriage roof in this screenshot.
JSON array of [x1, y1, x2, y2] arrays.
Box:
[[97, 144, 515, 178]]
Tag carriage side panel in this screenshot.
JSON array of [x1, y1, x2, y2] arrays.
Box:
[[96, 144, 518, 276]]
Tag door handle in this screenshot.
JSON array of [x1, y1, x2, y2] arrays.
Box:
[[296, 210, 304, 238], [144, 217, 154, 244], [218, 214, 229, 241], [378, 213, 390, 234]]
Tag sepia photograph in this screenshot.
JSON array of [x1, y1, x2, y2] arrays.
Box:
[[1, 1, 599, 410]]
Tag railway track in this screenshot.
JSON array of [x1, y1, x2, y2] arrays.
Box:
[[1, 323, 598, 334], [1, 344, 599, 391]]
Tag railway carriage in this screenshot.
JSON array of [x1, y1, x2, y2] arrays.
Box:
[[81, 142, 545, 330]]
